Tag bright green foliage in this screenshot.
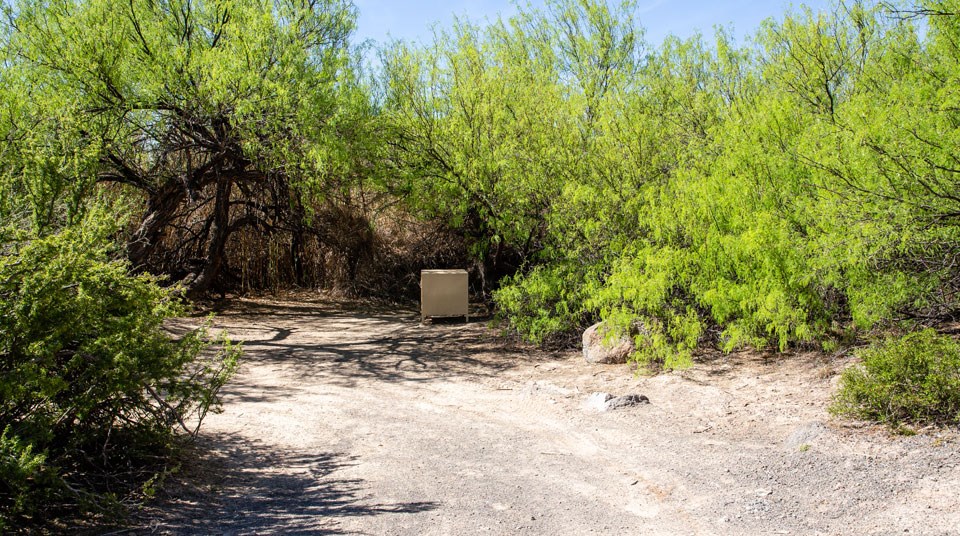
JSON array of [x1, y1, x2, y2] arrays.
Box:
[[0, 211, 239, 525], [831, 330, 960, 426], [495, 263, 590, 345], [378, 1, 647, 290], [383, 0, 960, 368]]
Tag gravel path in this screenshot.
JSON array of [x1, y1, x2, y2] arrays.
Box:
[[134, 297, 960, 535]]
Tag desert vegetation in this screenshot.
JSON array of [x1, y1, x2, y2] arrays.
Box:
[[2, 0, 960, 529]]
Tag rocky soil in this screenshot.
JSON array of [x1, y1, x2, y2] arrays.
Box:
[[130, 296, 960, 535]]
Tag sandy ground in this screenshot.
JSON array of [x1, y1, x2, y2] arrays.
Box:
[[131, 297, 960, 535]]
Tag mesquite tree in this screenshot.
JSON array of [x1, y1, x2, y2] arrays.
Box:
[[380, 0, 960, 363], [2, 0, 358, 296], [378, 1, 640, 293]]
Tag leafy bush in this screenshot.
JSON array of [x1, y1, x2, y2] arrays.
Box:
[[831, 329, 960, 427], [384, 0, 960, 365], [0, 217, 239, 527], [494, 263, 593, 346], [0, 426, 52, 532]]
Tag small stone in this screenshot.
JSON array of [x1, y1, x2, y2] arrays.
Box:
[[604, 394, 650, 410], [584, 392, 650, 412]]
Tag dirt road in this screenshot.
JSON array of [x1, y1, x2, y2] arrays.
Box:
[[136, 297, 960, 535]]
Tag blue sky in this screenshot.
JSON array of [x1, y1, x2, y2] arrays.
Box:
[[353, 0, 839, 48]]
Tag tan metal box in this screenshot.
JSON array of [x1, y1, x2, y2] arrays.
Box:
[[420, 269, 469, 323]]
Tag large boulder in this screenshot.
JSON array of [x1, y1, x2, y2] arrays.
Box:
[[582, 322, 634, 364]]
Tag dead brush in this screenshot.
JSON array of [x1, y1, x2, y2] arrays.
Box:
[[352, 206, 470, 301]]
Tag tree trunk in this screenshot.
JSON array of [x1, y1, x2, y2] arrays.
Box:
[[290, 196, 307, 287], [186, 173, 233, 298], [127, 181, 186, 272]]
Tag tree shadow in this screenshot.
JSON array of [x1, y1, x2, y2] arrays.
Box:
[[129, 299, 547, 533], [199, 298, 551, 391], [131, 433, 438, 535]]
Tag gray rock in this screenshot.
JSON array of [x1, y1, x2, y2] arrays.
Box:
[[583, 392, 650, 412], [605, 394, 650, 410], [582, 322, 634, 364]]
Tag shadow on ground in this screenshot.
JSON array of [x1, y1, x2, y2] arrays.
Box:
[[126, 298, 547, 533], [173, 298, 551, 391], [130, 432, 438, 535]]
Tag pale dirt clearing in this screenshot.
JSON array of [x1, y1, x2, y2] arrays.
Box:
[[133, 297, 960, 535]]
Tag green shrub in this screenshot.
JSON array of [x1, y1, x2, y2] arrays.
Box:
[[0, 218, 240, 527], [627, 311, 700, 372], [494, 263, 592, 346], [398, 1, 960, 365], [0, 426, 53, 531], [830, 329, 960, 427]]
